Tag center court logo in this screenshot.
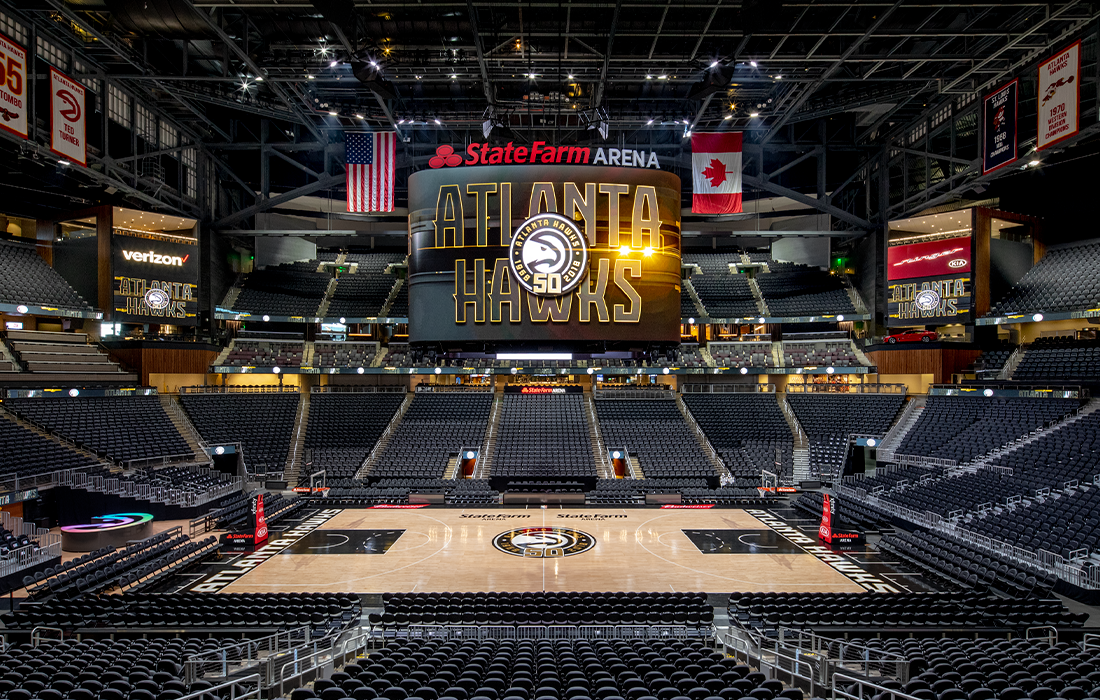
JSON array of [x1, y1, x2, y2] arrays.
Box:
[[508, 213, 588, 296], [493, 526, 595, 558]]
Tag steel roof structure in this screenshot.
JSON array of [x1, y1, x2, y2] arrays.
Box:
[[3, 0, 1099, 232]]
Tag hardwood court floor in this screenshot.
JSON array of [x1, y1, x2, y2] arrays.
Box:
[[217, 507, 864, 594]]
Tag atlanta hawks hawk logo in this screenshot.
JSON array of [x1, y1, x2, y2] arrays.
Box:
[[493, 526, 596, 558], [508, 213, 588, 297]]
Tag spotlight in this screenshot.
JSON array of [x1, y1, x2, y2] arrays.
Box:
[[355, 114, 365, 119], [1032, 313, 1044, 322], [58, 159, 71, 166], [710, 61, 719, 68], [510, 367, 518, 374], [688, 318, 695, 325], [642, 247, 654, 257], [758, 317, 766, 323], [262, 315, 271, 322], [370, 60, 378, 68], [254, 76, 264, 82], [434, 118, 442, 125], [434, 367, 442, 374], [329, 60, 339, 67], [273, 366, 281, 374], [774, 74, 783, 80], [984, 389, 994, 397], [307, 75, 315, 80], [611, 451, 621, 459], [837, 315, 844, 322], [328, 111, 338, 116], [750, 112, 760, 117], [750, 60, 758, 67], [1029, 159, 1040, 167], [740, 367, 748, 375], [646, 119, 654, 125], [465, 451, 476, 460], [15, 305, 27, 314], [68, 388, 79, 397], [724, 115, 732, 120], [567, 74, 574, 79], [826, 367, 835, 374], [662, 368, 669, 375], [619, 245, 631, 255], [339, 317, 346, 324], [215, 446, 225, 455], [587, 368, 594, 374], [866, 438, 877, 447], [357, 367, 365, 374]]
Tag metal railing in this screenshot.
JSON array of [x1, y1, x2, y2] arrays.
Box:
[[681, 383, 776, 393], [311, 385, 405, 393], [184, 627, 312, 684], [593, 388, 674, 400], [176, 674, 261, 700], [675, 392, 729, 477], [180, 385, 301, 394], [413, 384, 493, 393], [357, 392, 414, 479], [787, 382, 906, 393], [59, 466, 242, 508], [833, 673, 925, 700], [271, 627, 372, 697], [396, 624, 709, 640]]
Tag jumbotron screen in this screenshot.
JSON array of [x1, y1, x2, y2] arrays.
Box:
[[407, 156, 682, 344], [112, 230, 199, 325]]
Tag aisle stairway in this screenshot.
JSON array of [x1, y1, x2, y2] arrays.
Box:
[[584, 394, 615, 479], [474, 394, 503, 479], [158, 394, 208, 463], [284, 389, 311, 485], [674, 392, 730, 479], [876, 396, 927, 463], [356, 392, 414, 479], [779, 395, 809, 482]]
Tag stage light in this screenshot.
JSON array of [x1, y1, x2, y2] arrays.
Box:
[[329, 60, 339, 67], [642, 247, 654, 257], [498, 353, 573, 361], [724, 115, 732, 120], [866, 438, 877, 447], [307, 74, 315, 80], [68, 388, 79, 397], [355, 114, 365, 119], [58, 159, 71, 166], [710, 61, 719, 68], [749, 112, 759, 117], [15, 305, 27, 314], [688, 317, 695, 325], [758, 317, 766, 323], [837, 315, 845, 321], [568, 74, 574, 79], [740, 367, 748, 375], [434, 118, 442, 125], [254, 76, 264, 82], [434, 367, 442, 374], [984, 389, 994, 397], [273, 366, 281, 374], [215, 446, 225, 455], [262, 315, 271, 322], [587, 368, 594, 374], [611, 451, 622, 459], [619, 245, 631, 255], [466, 451, 476, 459], [357, 367, 365, 374], [646, 119, 654, 125], [1032, 313, 1044, 322], [826, 367, 835, 374], [750, 60, 758, 67], [663, 368, 669, 374], [1029, 159, 1040, 167], [774, 75, 783, 80], [339, 317, 346, 324]]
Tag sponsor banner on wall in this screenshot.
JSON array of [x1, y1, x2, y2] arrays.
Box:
[[886, 235, 971, 281], [112, 230, 199, 325], [983, 79, 1018, 174], [1037, 40, 1080, 150], [0, 33, 27, 139], [887, 273, 971, 326], [49, 67, 86, 166]]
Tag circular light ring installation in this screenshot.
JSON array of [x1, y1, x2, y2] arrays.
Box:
[[493, 526, 596, 558], [61, 513, 154, 533]]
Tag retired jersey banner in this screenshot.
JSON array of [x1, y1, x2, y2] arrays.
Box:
[[982, 79, 1018, 174], [49, 67, 86, 166], [691, 132, 742, 214], [0, 33, 27, 139], [1037, 40, 1080, 151]]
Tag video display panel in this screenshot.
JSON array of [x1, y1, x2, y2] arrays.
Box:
[[112, 230, 199, 325], [407, 163, 682, 344], [886, 235, 972, 327]]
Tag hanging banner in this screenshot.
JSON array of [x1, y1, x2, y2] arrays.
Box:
[[1037, 40, 1080, 151], [49, 67, 86, 166], [982, 79, 1018, 174], [0, 33, 27, 139]]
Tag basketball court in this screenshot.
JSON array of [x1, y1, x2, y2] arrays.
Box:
[[187, 506, 928, 595]]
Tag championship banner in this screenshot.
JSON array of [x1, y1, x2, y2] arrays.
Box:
[[49, 67, 86, 166], [982, 79, 1018, 174], [0, 33, 27, 139], [1037, 40, 1080, 151]]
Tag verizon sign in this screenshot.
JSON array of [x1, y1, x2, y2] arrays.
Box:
[[49, 67, 85, 166]]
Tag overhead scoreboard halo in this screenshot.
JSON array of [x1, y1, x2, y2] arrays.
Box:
[[407, 156, 682, 345]]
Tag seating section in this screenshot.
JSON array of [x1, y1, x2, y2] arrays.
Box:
[[0, 637, 245, 700], [782, 341, 860, 368], [973, 344, 1016, 377], [327, 253, 403, 318], [368, 393, 492, 481], [388, 282, 409, 317], [5, 396, 190, 464], [682, 393, 792, 478], [221, 339, 304, 368], [792, 491, 891, 532], [710, 342, 774, 370], [662, 345, 706, 368], [787, 393, 905, 478], [299, 636, 791, 700], [492, 394, 595, 482], [881, 470, 1051, 518], [729, 591, 1083, 630], [322, 478, 499, 506], [983, 410, 1100, 498], [377, 591, 712, 627], [595, 398, 718, 483], [0, 240, 92, 310], [756, 262, 857, 317], [305, 392, 405, 480], [1013, 337, 1100, 381], [851, 464, 946, 493], [879, 530, 1057, 596], [6, 330, 129, 375], [231, 261, 330, 316], [681, 286, 700, 318], [1, 591, 361, 630], [861, 636, 1100, 700], [181, 392, 300, 475], [990, 240, 1100, 316], [691, 273, 759, 318], [0, 414, 100, 479], [896, 396, 1080, 463], [315, 341, 380, 369]]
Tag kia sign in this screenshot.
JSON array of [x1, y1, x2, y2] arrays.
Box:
[[0, 33, 27, 140], [49, 67, 85, 166], [407, 164, 682, 345], [886, 235, 971, 281], [112, 229, 199, 324]]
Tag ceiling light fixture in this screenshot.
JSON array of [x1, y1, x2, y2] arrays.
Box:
[[750, 60, 758, 67]]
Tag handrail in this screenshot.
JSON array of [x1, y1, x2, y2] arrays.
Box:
[[174, 674, 261, 700], [31, 626, 63, 647]]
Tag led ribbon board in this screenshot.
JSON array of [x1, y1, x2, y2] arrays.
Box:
[[61, 513, 155, 552], [407, 164, 682, 344], [60, 513, 154, 532]]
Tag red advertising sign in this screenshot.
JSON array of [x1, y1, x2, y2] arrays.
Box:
[[254, 494, 268, 544], [887, 236, 971, 281], [819, 493, 833, 542]]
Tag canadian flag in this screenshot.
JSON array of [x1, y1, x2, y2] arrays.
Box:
[[691, 131, 743, 214]]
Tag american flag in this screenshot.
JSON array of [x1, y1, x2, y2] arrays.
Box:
[[346, 131, 396, 213]]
